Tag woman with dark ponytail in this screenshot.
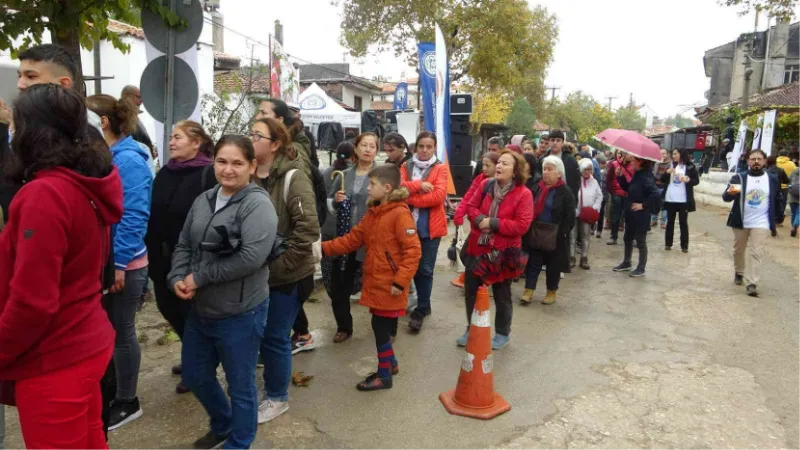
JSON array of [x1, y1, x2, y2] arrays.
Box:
[[145, 120, 216, 395], [256, 98, 317, 170]]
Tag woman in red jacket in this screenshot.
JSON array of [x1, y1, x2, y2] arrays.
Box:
[[451, 152, 500, 288], [460, 150, 533, 350], [400, 131, 450, 332], [0, 84, 123, 448]]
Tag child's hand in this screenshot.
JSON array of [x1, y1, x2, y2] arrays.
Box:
[[391, 286, 402, 296]]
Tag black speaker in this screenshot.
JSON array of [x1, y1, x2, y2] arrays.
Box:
[[451, 94, 473, 115], [449, 134, 473, 166], [451, 165, 474, 197], [450, 115, 470, 135]]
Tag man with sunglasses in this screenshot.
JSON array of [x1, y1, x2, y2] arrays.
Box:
[[723, 149, 782, 297]]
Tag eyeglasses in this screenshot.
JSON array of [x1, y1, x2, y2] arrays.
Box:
[[248, 132, 273, 143]]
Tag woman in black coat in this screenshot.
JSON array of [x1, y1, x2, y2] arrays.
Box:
[[521, 155, 575, 306], [145, 120, 215, 393], [660, 149, 700, 252], [613, 155, 661, 277]]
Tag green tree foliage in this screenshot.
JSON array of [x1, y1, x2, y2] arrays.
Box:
[[665, 114, 695, 129], [334, 0, 558, 110], [1, 1, 182, 87], [504, 98, 536, 137], [541, 91, 619, 142], [718, 0, 797, 21], [615, 106, 646, 131]]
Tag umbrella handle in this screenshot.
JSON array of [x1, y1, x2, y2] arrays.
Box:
[[331, 170, 346, 193]]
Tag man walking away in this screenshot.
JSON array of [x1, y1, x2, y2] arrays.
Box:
[[722, 149, 781, 297]]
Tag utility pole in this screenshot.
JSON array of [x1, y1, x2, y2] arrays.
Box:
[[545, 85, 560, 105], [605, 96, 617, 110], [742, 33, 754, 111]]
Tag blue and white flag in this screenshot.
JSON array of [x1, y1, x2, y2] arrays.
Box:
[[393, 82, 409, 110], [417, 42, 436, 133]]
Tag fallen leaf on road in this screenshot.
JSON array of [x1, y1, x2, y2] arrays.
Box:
[[292, 371, 314, 387]]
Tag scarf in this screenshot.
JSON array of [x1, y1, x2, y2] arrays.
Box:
[[166, 153, 212, 171], [478, 180, 513, 246], [533, 178, 565, 222], [409, 154, 438, 223]]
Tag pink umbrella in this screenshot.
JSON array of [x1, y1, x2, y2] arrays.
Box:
[[594, 129, 661, 162]]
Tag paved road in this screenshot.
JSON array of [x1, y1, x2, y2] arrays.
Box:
[[4, 206, 798, 449]]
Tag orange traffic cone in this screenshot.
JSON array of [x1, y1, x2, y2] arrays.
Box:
[[440, 285, 510, 420], [450, 272, 465, 289]]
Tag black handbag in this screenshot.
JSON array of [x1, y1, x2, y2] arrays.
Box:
[[525, 220, 558, 252]]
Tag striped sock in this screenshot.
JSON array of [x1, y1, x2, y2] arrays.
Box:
[[377, 342, 394, 379]]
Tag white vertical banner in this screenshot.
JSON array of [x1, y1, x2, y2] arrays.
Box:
[[751, 113, 764, 151], [728, 120, 748, 173], [761, 109, 777, 155]]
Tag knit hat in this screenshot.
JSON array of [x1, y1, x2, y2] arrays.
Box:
[[579, 158, 594, 172]]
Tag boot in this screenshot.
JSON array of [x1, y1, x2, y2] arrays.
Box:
[[520, 289, 534, 305], [569, 256, 576, 268], [579, 257, 590, 270], [450, 272, 465, 288], [542, 290, 557, 305]]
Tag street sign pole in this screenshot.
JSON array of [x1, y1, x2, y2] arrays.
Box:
[[163, 0, 177, 153]]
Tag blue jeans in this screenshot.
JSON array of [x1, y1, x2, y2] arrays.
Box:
[[261, 285, 302, 402], [413, 237, 441, 315], [182, 301, 268, 449], [791, 203, 799, 228]]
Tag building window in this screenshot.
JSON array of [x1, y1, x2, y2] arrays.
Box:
[[785, 65, 800, 84], [354, 96, 363, 111]]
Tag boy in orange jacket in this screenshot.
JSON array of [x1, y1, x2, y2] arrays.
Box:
[[314, 164, 421, 390]]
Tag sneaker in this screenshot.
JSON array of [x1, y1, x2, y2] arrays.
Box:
[[665, 246, 672, 251], [107, 398, 143, 431], [258, 398, 289, 424], [456, 330, 469, 347], [746, 284, 759, 297], [292, 334, 315, 354], [350, 291, 362, 302], [569, 257, 576, 268], [681, 248, 688, 254], [176, 381, 190, 394], [560, 272, 565, 279], [734, 273, 744, 286], [192, 431, 230, 449], [606, 239, 618, 245], [520, 289, 534, 305], [613, 262, 632, 272], [792, 228, 798, 238], [491, 334, 510, 350], [629, 268, 646, 277], [595, 232, 602, 238], [408, 310, 425, 332], [356, 373, 392, 391]]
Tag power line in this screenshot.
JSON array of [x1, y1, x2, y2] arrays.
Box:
[[203, 16, 392, 87]]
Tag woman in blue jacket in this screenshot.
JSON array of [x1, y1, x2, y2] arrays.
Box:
[[87, 94, 153, 431]]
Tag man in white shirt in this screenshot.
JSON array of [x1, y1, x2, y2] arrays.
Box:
[[722, 149, 781, 297]]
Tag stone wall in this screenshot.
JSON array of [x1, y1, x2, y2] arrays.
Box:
[[696, 170, 734, 209]]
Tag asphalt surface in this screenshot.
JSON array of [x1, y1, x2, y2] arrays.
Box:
[[3, 205, 798, 449]]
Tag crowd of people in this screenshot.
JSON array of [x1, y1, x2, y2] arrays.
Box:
[[0, 43, 793, 450]]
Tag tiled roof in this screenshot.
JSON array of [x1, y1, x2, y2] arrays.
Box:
[[214, 70, 270, 95], [533, 120, 549, 131], [748, 82, 799, 109], [370, 100, 394, 111], [106, 19, 145, 39], [381, 83, 397, 94], [214, 51, 240, 63]]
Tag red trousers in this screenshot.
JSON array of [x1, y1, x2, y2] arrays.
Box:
[[15, 348, 112, 449]]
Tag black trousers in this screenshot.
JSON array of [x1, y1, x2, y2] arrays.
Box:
[[99, 294, 117, 441], [372, 315, 397, 346], [525, 249, 561, 291], [464, 271, 512, 336], [623, 228, 648, 270], [153, 280, 189, 338], [610, 195, 627, 240], [665, 204, 689, 250], [329, 254, 360, 334], [597, 195, 608, 234]]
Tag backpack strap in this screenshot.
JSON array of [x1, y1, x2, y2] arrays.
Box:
[[283, 169, 298, 204]]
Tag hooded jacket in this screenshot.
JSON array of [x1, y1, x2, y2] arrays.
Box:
[[260, 153, 320, 287], [0, 167, 123, 380], [776, 156, 797, 190], [168, 183, 277, 319], [322, 188, 421, 312], [111, 135, 153, 270]]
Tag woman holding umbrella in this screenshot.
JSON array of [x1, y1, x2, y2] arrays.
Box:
[[328, 133, 378, 343]]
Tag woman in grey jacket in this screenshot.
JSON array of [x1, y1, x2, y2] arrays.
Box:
[[328, 133, 378, 343], [168, 135, 277, 450]]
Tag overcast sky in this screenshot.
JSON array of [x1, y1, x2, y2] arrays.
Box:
[[219, 0, 770, 119]]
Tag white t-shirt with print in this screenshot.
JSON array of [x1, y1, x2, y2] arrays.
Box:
[[665, 164, 687, 204], [742, 173, 771, 229]]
